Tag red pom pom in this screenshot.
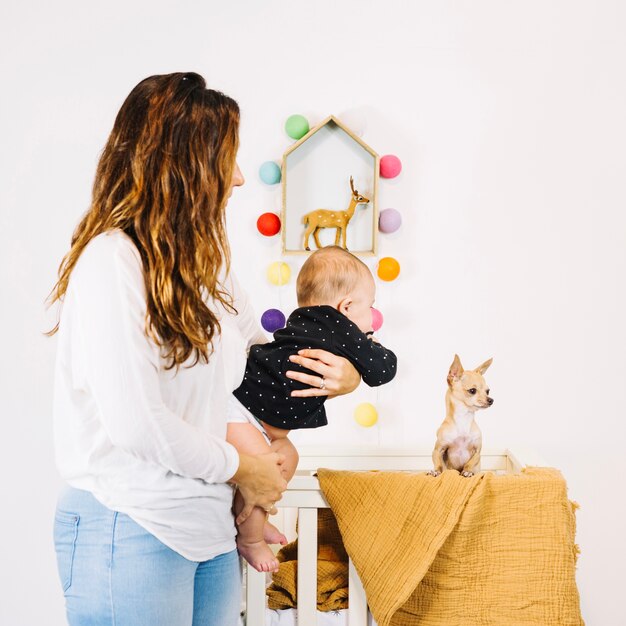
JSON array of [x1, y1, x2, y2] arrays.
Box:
[[257, 212, 281, 237]]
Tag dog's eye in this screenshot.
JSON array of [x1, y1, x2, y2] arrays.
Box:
[[486, 389, 490, 395], [468, 388, 477, 395]]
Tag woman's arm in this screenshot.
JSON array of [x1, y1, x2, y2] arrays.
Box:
[[229, 452, 287, 524], [73, 234, 245, 483]]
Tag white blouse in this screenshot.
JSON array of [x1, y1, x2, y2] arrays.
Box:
[[52, 229, 266, 561]]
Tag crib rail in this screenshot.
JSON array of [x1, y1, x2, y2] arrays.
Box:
[[244, 447, 543, 626]]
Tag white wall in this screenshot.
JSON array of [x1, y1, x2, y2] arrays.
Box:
[[1, 1, 624, 624]]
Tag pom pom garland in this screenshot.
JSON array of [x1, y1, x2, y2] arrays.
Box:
[[261, 309, 286, 333], [354, 402, 378, 427], [371, 307, 384, 332], [378, 208, 402, 234], [259, 161, 281, 185], [377, 257, 401, 282], [285, 114, 310, 140], [257, 212, 281, 236], [380, 154, 402, 179], [267, 261, 291, 286]]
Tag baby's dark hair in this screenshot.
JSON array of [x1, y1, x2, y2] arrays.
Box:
[[296, 246, 372, 307]]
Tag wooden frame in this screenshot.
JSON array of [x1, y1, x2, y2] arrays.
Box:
[[281, 116, 380, 256], [244, 446, 546, 626]]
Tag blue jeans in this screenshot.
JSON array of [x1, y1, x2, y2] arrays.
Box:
[[53, 487, 241, 626]]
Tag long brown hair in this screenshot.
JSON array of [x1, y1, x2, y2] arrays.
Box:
[[47, 72, 240, 368]]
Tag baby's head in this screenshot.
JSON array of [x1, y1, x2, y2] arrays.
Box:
[[296, 246, 375, 333]]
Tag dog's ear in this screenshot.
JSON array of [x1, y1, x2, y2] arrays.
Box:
[[447, 354, 464, 386], [474, 358, 493, 375]]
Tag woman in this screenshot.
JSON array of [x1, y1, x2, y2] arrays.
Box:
[[48, 72, 360, 626]]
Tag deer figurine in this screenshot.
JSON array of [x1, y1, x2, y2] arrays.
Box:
[[302, 176, 370, 251]]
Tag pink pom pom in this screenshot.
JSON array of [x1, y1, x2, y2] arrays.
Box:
[[380, 154, 402, 179], [371, 307, 384, 332]]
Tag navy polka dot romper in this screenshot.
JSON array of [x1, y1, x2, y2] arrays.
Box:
[[233, 305, 397, 430]]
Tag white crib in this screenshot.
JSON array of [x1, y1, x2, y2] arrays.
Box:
[[244, 446, 545, 626]]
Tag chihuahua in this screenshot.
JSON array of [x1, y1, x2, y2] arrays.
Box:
[[428, 354, 494, 477]]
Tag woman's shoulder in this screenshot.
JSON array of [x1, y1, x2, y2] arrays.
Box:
[[79, 229, 139, 260], [72, 229, 143, 285]]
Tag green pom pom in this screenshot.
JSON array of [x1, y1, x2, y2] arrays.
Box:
[[285, 114, 309, 140]]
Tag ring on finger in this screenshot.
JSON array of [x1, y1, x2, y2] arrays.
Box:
[[319, 377, 326, 390]]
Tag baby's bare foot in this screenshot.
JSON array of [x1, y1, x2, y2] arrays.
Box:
[[237, 536, 280, 573], [264, 521, 288, 545]]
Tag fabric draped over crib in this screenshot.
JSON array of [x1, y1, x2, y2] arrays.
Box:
[[269, 467, 584, 626], [319, 467, 583, 626]]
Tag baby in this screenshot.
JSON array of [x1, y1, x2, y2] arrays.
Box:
[[227, 246, 397, 572]]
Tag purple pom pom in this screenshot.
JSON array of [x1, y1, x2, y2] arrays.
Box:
[[378, 208, 402, 233], [261, 309, 286, 333]]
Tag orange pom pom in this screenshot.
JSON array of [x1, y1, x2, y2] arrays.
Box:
[[377, 257, 400, 281]]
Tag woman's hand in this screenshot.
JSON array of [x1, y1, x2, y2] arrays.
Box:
[[229, 452, 287, 524], [285, 349, 361, 398]]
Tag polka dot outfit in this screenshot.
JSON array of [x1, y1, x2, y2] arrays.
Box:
[[232, 305, 397, 430]]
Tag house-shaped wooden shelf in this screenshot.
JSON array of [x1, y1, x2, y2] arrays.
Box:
[[281, 115, 379, 256]]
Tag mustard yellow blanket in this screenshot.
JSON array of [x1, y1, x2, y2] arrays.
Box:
[[269, 468, 584, 626], [267, 508, 349, 611]]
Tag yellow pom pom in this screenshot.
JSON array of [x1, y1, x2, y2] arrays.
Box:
[[354, 402, 378, 427], [267, 262, 291, 286], [377, 257, 400, 282]]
